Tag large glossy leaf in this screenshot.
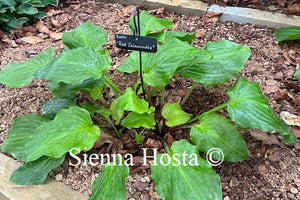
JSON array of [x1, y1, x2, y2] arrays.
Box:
[[10, 155, 65, 185], [177, 40, 251, 85], [17, 3, 38, 15], [0, 47, 55, 88], [121, 112, 155, 129], [89, 157, 129, 200], [149, 31, 195, 44], [275, 27, 300, 42], [62, 22, 107, 51], [35, 47, 111, 85], [162, 103, 192, 127], [116, 88, 155, 114], [49, 78, 104, 98], [151, 140, 222, 200], [25, 106, 100, 162], [42, 97, 76, 119], [129, 10, 173, 36], [81, 102, 111, 120], [227, 77, 298, 144], [295, 69, 300, 78], [190, 113, 249, 162], [1, 114, 48, 161], [118, 38, 211, 87]]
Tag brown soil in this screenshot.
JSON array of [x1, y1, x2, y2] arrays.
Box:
[[0, 1, 300, 200], [200, 0, 300, 16]]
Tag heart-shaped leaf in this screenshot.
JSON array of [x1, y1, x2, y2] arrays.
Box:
[[1, 114, 48, 161], [151, 140, 222, 200], [177, 40, 251, 85], [25, 106, 100, 162], [10, 155, 65, 185], [89, 157, 129, 200], [190, 113, 249, 162], [116, 88, 154, 114], [162, 103, 192, 127], [62, 22, 107, 51], [121, 112, 155, 129], [129, 10, 173, 36], [227, 77, 298, 144], [35, 47, 111, 85], [0, 47, 55, 88]]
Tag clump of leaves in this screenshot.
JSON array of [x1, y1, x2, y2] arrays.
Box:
[[275, 27, 300, 78], [0, 11, 298, 200], [0, 0, 58, 32]]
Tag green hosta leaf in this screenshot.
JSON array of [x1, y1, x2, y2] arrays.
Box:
[[32, 11, 47, 18], [0, 13, 9, 22], [118, 38, 211, 87], [17, 3, 38, 15], [17, 17, 28, 25], [10, 155, 65, 185], [81, 102, 111, 119], [90, 86, 104, 100], [49, 78, 104, 98], [177, 40, 251, 85], [151, 140, 222, 200], [43, 97, 76, 119], [116, 88, 154, 114], [162, 103, 192, 127], [275, 27, 300, 42], [121, 112, 155, 129], [228, 77, 298, 144], [190, 113, 249, 162], [7, 17, 18, 28], [89, 157, 129, 200], [129, 10, 173, 36], [295, 69, 300, 78], [135, 132, 144, 144], [0, 47, 55, 88], [1, 114, 48, 161], [0, 0, 16, 8], [35, 47, 111, 85], [110, 100, 123, 125], [62, 22, 107, 51], [25, 106, 100, 162], [149, 31, 196, 44]]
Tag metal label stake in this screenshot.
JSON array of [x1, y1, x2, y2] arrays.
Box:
[[115, 7, 158, 100]]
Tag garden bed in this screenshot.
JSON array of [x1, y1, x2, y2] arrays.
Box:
[[0, 0, 299, 199]]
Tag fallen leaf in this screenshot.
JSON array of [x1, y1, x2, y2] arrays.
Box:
[[283, 50, 298, 65], [51, 18, 60, 27], [290, 126, 300, 138], [49, 31, 62, 40], [36, 21, 49, 33], [47, 9, 63, 17], [21, 36, 43, 44], [171, 23, 178, 31], [249, 129, 280, 145], [280, 111, 300, 126], [202, 12, 222, 23], [2, 37, 18, 47], [264, 85, 279, 94], [71, 4, 80, 10]]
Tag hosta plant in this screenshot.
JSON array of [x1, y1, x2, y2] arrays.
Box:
[[0, 11, 298, 200], [0, 0, 58, 32]]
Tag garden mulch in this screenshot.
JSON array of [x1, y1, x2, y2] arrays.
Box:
[[0, 0, 300, 199]]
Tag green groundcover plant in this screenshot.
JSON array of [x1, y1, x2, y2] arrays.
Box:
[[0, 0, 58, 32], [275, 27, 300, 78], [0, 11, 298, 200]]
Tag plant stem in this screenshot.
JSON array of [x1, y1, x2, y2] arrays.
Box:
[[146, 87, 160, 101], [181, 81, 197, 106], [102, 75, 123, 96], [187, 102, 229, 123], [160, 87, 165, 107]]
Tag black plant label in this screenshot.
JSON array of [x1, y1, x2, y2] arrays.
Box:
[[115, 34, 157, 53]]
